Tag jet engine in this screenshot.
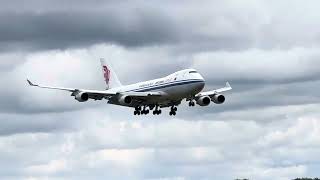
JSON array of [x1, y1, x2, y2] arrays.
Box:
[[196, 96, 211, 106], [119, 95, 133, 105], [75, 92, 89, 102], [211, 94, 225, 104]]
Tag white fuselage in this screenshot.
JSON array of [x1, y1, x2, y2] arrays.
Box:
[[107, 69, 205, 107]]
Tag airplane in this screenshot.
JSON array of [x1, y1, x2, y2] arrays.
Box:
[[27, 59, 232, 116]]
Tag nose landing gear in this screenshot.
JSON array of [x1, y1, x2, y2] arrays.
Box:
[[187, 97, 196, 107], [188, 101, 195, 107]]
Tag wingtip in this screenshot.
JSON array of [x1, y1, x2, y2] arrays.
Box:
[[27, 79, 36, 86], [27, 79, 32, 85], [226, 82, 232, 89]]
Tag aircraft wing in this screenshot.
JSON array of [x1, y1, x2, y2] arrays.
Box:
[[27, 79, 163, 102], [27, 79, 115, 100], [197, 82, 232, 97]]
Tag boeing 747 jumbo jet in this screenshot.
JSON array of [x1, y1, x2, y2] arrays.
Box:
[[27, 59, 232, 116]]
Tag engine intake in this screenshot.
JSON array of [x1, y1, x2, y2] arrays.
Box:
[[75, 92, 89, 102], [196, 96, 211, 106], [211, 94, 225, 104], [119, 95, 133, 105]]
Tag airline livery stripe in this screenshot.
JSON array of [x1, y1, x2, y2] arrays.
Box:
[[132, 80, 205, 92], [123, 79, 202, 93]]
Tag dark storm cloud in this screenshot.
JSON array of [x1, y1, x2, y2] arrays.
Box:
[[0, 11, 180, 51], [0, 0, 290, 52], [0, 112, 76, 136], [0, 0, 320, 53]]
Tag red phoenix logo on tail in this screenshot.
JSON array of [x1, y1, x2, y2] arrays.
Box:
[[103, 66, 111, 84]]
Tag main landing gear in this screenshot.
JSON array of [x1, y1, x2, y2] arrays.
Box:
[[134, 106, 150, 115], [134, 106, 141, 115], [153, 105, 162, 115], [141, 106, 150, 115], [169, 106, 178, 116], [133, 105, 177, 116], [134, 105, 160, 115]]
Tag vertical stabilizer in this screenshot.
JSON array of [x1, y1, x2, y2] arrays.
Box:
[[100, 58, 122, 89]]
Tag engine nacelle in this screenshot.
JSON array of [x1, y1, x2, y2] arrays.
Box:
[[196, 96, 211, 106], [211, 94, 225, 104], [119, 95, 133, 105], [75, 92, 89, 102]]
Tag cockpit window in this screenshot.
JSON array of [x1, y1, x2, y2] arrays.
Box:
[[189, 71, 197, 73]]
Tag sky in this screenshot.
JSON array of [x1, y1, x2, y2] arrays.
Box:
[[1, 0, 320, 179]]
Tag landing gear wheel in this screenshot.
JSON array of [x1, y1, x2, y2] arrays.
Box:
[[169, 110, 177, 116], [153, 104, 161, 115], [189, 101, 195, 106], [171, 106, 177, 111], [169, 105, 178, 116], [135, 106, 142, 114], [153, 110, 161, 115]]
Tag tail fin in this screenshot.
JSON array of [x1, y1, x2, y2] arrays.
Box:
[[100, 58, 122, 90]]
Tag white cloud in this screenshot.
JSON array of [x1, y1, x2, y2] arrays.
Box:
[[192, 47, 320, 83], [260, 117, 320, 148], [0, 103, 318, 179], [25, 159, 68, 175]]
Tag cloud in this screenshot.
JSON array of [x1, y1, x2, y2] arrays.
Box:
[[0, 105, 319, 179], [192, 47, 320, 84], [1, 0, 320, 51], [0, 9, 179, 51], [25, 159, 68, 175], [0, 44, 319, 140], [0, 1, 320, 180], [2, 44, 320, 116]]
